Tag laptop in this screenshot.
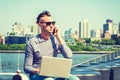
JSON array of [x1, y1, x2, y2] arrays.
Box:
[[39, 56, 72, 78]]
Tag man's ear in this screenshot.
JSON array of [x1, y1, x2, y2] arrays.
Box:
[[38, 23, 42, 27]]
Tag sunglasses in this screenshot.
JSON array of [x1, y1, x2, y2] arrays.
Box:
[[40, 21, 56, 26]]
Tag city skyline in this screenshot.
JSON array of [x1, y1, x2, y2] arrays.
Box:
[[0, 0, 120, 35]]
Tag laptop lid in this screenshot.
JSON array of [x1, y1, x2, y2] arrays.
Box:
[[39, 56, 72, 78]]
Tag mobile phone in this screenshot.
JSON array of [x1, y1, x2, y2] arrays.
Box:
[[53, 28, 56, 34]]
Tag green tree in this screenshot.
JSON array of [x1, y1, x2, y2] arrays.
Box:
[[9, 32, 16, 36], [92, 40, 100, 44], [0, 44, 26, 50], [84, 38, 91, 43], [101, 39, 115, 45]]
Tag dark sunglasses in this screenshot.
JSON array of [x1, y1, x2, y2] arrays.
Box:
[[40, 21, 56, 26]]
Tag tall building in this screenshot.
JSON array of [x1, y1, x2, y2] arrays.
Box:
[[100, 29, 103, 38], [90, 30, 96, 38], [30, 23, 40, 35], [96, 29, 101, 38], [103, 19, 113, 38], [118, 22, 120, 34], [0, 34, 3, 44], [112, 23, 118, 34], [64, 28, 73, 42], [103, 19, 113, 34], [103, 19, 119, 38], [104, 31, 111, 39], [25, 23, 40, 36], [91, 29, 101, 38], [79, 19, 90, 39], [11, 22, 24, 36]]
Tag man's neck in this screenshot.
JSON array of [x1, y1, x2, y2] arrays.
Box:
[[40, 33, 51, 40]]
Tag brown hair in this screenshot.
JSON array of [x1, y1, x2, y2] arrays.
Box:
[[36, 10, 51, 23]]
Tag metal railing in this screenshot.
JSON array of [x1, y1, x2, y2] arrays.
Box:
[[72, 50, 120, 68]]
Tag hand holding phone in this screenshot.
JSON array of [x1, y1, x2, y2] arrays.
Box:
[[52, 27, 60, 37], [52, 26, 65, 45], [53, 28, 56, 34], [53, 27, 59, 34]]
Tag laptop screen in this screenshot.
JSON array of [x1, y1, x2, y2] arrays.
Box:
[[39, 56, 72, 78]]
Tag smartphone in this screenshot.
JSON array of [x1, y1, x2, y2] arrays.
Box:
[[53, 28, 56, 34]]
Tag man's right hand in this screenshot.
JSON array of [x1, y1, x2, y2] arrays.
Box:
[[33, 68, 39, 74]]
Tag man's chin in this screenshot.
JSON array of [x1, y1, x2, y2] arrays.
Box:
[[48, 32, 53, 34], [49, 31, 53, 33]]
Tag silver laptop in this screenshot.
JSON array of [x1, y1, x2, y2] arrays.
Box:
[[39, 56, 72, 78]]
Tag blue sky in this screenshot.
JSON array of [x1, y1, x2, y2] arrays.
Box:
[[0, 0, 120, 35]]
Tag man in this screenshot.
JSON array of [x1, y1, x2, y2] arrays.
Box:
[[12, 70, 22, 80], [24, 10, 79, 80]]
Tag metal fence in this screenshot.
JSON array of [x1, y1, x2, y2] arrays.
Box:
[[72, 50, 120, 67]]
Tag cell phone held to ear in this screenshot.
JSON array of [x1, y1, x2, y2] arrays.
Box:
[[53, 28, 56, 34]]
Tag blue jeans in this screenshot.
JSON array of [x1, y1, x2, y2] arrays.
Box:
[[30, 74, 80, 80]]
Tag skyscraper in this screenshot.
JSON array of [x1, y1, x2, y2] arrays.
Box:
[[90, 30, 96, 38], [118, 22, 120, 34], [103, 19, 113, 38], [79, 19, 90, 39], [12, 22, 24, 36], [112, 23, 118, 34], [103, 19, 113, 34]]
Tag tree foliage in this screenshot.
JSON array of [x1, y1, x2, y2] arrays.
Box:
[[0, 44, 26, 50], [101, 39, 115, 45]]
